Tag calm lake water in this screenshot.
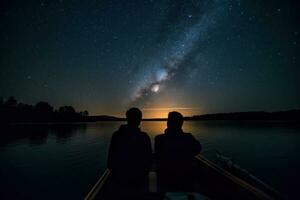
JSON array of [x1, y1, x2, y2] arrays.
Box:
[[0, 121, 299, 199]]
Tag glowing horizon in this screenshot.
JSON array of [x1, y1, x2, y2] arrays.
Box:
[[98, 107, 201, 119]]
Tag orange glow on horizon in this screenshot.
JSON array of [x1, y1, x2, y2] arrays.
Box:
[[141, 107, 201, 118], [98, 107, 201, 119]]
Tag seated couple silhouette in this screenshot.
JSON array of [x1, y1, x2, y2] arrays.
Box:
[[107, 107, 202, 198]]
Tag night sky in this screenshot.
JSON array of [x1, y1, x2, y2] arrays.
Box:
[[1, 0, 299, 118]]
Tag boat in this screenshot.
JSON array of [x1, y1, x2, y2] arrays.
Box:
[[84, 154, 281, 200]]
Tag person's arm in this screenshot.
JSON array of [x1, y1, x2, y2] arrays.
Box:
[[188, 133, 202, 155], [107, 132, 116, 170], [193, 138, 202, 155], [154, 135, 161, 155], [145, 134, 152, 172]]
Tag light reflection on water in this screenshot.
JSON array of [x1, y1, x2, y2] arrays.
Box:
[[0, 121, 299, 199]]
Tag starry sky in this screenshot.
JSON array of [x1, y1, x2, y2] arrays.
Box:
[[0, 0, 299, 118]]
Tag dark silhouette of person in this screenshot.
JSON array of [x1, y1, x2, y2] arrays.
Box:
[[155, 111, 202, 192], [107, 107, 152, 198]]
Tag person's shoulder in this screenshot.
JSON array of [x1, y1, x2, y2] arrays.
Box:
[[139, 131, 150, 139], [111, 125, 126, 138], [183, 132, 196, 139], [154, 133, 165, 141], [111, 130, 121, 139], [139, 131, 149, 136]]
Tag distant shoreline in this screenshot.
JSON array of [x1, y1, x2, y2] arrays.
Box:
[[1, 97, 299, 124], [5, 119, 300, 126], [89, 110, 300, 122], [1, 110, 299, 124]]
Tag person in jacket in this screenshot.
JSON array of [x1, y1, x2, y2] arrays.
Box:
[[155, 111, 202, 192], [107, 107, 152, 198]]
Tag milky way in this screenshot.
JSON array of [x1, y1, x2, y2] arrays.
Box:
[[1, 0, 299, 116], [131, 0, 225, 104]]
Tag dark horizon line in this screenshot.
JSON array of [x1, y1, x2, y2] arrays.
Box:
[[89, 109, 300, 121]]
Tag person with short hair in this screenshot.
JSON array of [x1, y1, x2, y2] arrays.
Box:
[[107, 107, 152, 198], [155, 111, 202, 192]]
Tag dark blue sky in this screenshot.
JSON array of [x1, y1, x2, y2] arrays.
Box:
[[1, 0, 299, 117]]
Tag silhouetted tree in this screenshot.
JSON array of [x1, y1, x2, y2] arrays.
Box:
[[35, 101, 53, 113], [59, 106, 76, 114], [56, 106, 81, 122], [0, 97, 3, 112], [80, 110, 89, 117], [0, 96, 89, 123], [5, 96, 17, 107], [34, 101, 54, 122], [15, 103, 34, 122], [2, 96, 18, 123], [0, 97, 4, 123]]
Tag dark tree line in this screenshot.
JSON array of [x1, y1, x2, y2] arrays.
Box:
[[0, 96, 89, 123]]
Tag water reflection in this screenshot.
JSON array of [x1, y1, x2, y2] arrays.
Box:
[[52, 124, 87, 144], [0, 121, 299, 200], [0, 123, 87, 147], [141, 121, 210, 148], [28, 128, 48, 146]]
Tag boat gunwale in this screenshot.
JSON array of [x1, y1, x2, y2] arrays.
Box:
[[84, 169, 111, 200], [84, 155, 280, 200], [195, 155, 277, 200]]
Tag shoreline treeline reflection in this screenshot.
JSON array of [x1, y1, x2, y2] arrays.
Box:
[[1, 96, 299, 125], [0, 124, 87, 146], [0, 96, 89, 123]]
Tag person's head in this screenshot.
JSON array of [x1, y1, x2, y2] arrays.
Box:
[[126, 107, 142, 127], [167, 111, 184, 130]]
